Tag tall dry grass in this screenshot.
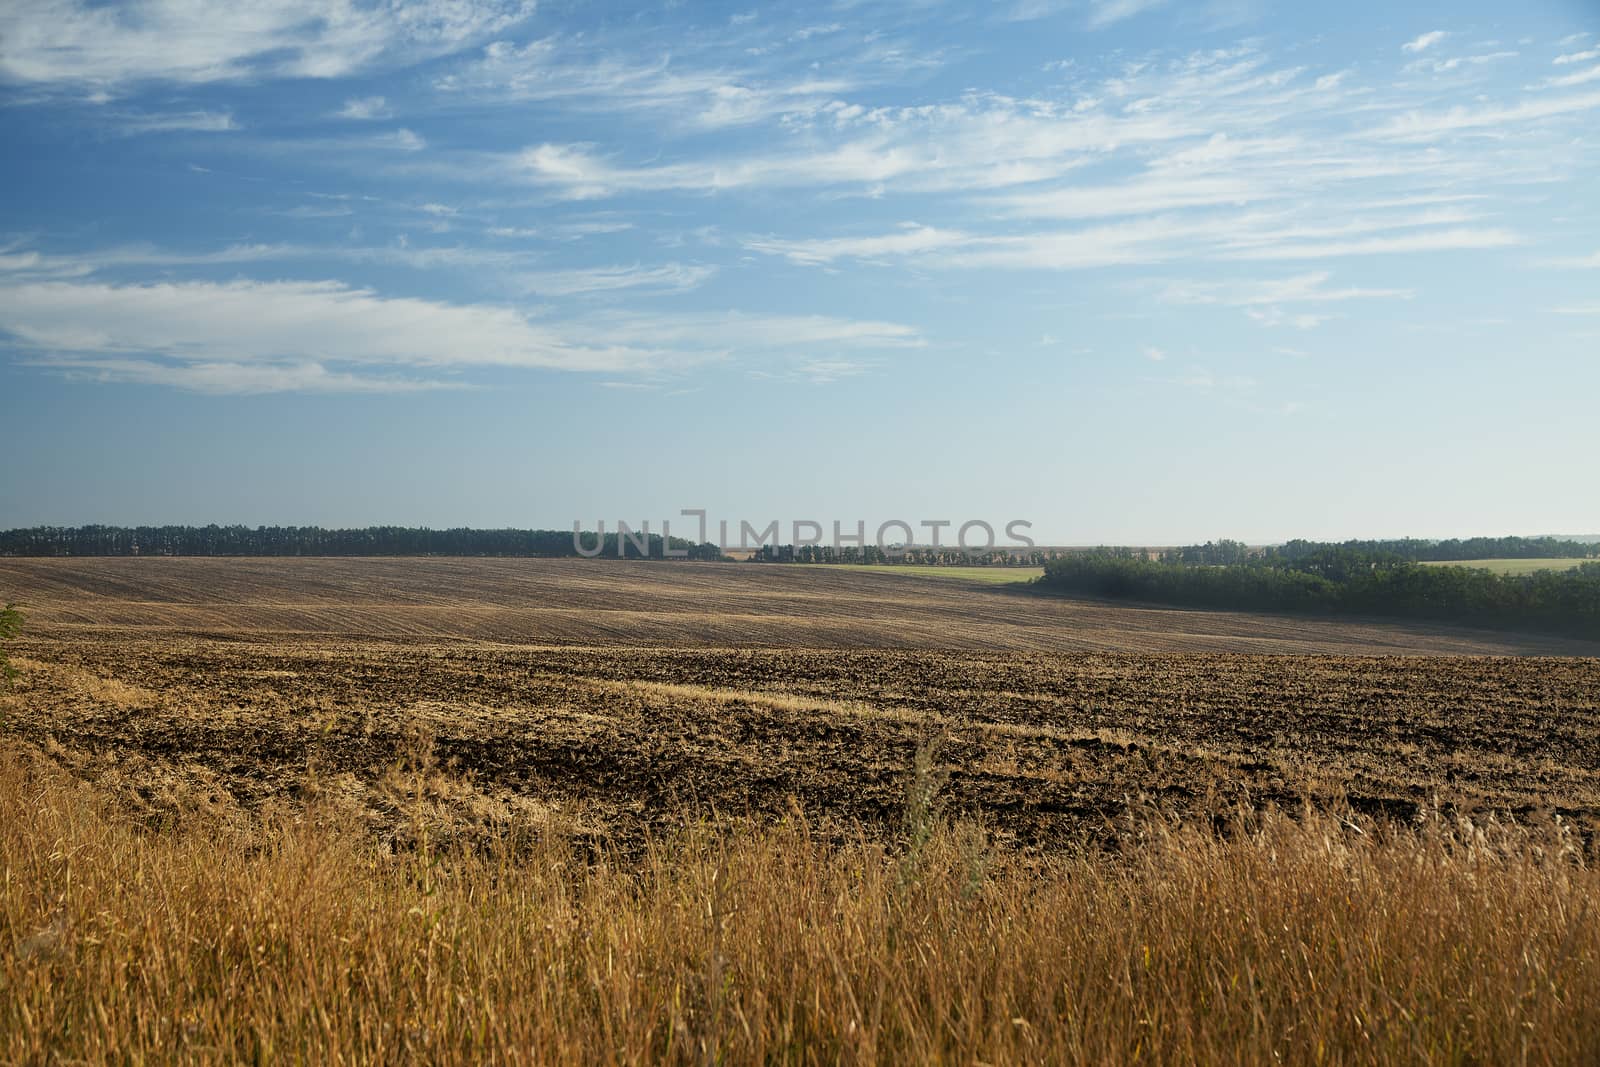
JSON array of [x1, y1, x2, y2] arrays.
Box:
[[3, 739, 1600, 1065]]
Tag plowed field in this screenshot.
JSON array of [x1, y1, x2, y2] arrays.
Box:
[[5, 556, 1598, 655], [4, 558, 1599, 853]]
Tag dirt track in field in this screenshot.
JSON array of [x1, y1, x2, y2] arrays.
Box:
[[3, 558, 1599, 854]]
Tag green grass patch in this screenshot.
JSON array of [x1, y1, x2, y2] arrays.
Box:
[[1420, 558, 1596, 576], [817, 564, 1044, 584]]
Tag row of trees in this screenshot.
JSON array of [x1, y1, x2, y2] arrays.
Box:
[[751, 545, 1058, 565], [0, 526, 726, 560], [1158, 536, 1599, 568], [1269, 536, 1598, 564], [1040, 552, 1600, 636]]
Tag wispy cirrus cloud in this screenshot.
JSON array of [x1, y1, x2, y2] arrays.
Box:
[[516, 263, 716, 297], [1087, 0, 1169, 28], [1365, 90, 1600, 140], [436, 37, 858, 130], [1161, 272, 1413, 307], [53, 358, 466, 394], [1404, 50, 1518, 77], [749, 358, 873, 385], [0, 0, 535, 92], [334, 95, 392, 120], [745, 208, 1521, 272], [506, 40, 1573, 216], [0, 272, 919, 393], [1543, 250, 1600, 269], [1225, 226, 1523, 261], [743, 224, 970, 265], [985, 172, 1271, 221], [378, 127, 427, 151], [0, 238, 704, 282], [2, 6, 1592, 407], [1004, 0, 1168, 28], [116, 109, 239, 134], [1535, 65, 1600, 90], [0, 277, 630, 372], [1402, 31, 1448, 54]]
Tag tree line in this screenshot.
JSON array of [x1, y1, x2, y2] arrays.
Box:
[[1041, 546, 1600, 637], [0, 526, 725, 560], [750, 544, 1057, 566], [1162, 536, 1598, 567]]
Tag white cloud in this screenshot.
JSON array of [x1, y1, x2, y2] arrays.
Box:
[[744, 224, 970, 265], [0, 274, 919, 393], [1402, 31, 1448, 54], [987, 173, 1269, 221], [436, 36, 858, 130], [517, 140, 932, 198], [1366, 90, 1600, 140], [1549, 303, 1600, 315], [1227, 227, 1522, 261], [503, 48, 1335, 201], [53, 358, 464, 394], [0, 277, 633, 372], [516, 263, 715, 296], [1544, 250, 1600, 269], [1537, 65, 1600, 90], [748, 357, 873, 385], [796, 359, 868, 384], [1161, 272, 1413, 306], [384, 127, 427, 152], [0, 241, 304, 278], [0, 0, 534, 91], [335, 95, 392, 120], [117, 109, 238, 134], [1143, 346, 1166, 361], [1554, 49, 1600, 65], [1405, 51, 1518, 76], [513, 94, 1197, 199], [1245, 307, 1332, 329], [555, 310, 923, 353], [1002, 0, 1071, 21], [0, 238, 671, 279], [1161, 279, 1339, 329], [745, 209, 1522, 274], [500, 44, 1538, 214], [1087, 0, 1168, 29]]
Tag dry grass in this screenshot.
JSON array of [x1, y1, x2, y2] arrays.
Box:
[[5, 740, 1600, 1065]]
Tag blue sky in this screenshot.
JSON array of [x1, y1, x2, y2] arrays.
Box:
[[1, 0, 1598, 543]]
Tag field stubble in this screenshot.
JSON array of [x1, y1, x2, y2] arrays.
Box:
[[6, 558, 1600, 1062]]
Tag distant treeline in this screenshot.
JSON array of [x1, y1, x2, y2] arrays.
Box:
[[1041, 543, 1600, 636], [1164, 536, 1600, 568], [0, 525, 725, 560], [750, 545, 1056, 565], [749, 535, 1599, 568]]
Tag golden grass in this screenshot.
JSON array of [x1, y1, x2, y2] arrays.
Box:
[[5, 740, 1600, 1065]]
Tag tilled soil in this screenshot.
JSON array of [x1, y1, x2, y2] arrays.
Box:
[[7, 633, 1599, 855]]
